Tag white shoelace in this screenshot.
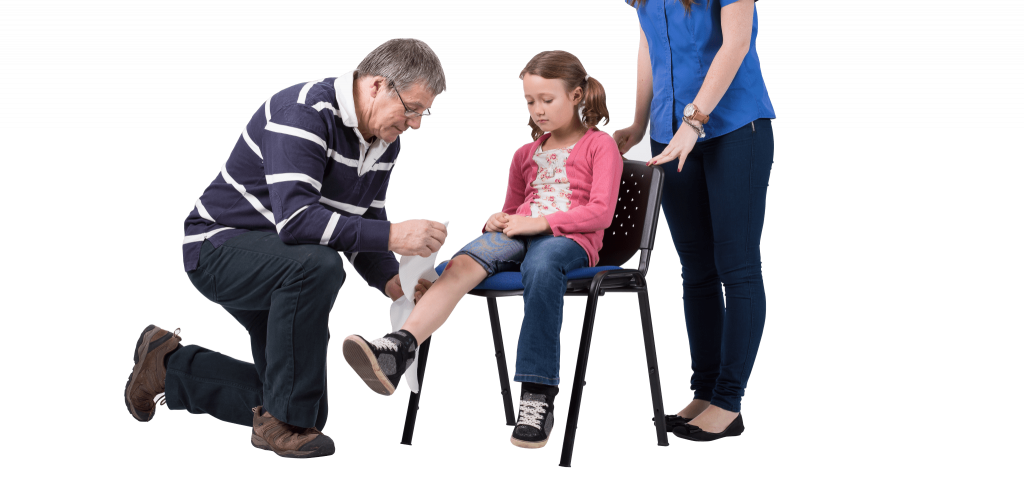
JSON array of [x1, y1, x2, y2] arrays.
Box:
[[517, 400, 548, 429], [370, 337, 399, 352]]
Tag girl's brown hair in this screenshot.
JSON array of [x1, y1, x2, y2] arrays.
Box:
[[520, 50, 609, 141], [628, 0, 697, 12]]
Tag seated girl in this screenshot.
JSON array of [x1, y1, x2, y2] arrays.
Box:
[[342, 50, 623, 449]]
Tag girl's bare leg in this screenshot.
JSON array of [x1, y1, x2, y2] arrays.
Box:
[[402, 255, 488, 344]]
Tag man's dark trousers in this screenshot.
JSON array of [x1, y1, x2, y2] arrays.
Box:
[[165, 231, 346, 430]]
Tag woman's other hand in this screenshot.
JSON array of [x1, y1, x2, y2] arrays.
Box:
[[485, 212, 510, 232], [647, 122, 698, 172], [613, 123, 646, 155]]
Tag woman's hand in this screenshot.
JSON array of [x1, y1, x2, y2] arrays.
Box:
[[613, 123, 647, 155], [503, 215, 551, 238], [385, 274, 433, 303], [647, 122, 699, 172], [485, 212, 510, 233]]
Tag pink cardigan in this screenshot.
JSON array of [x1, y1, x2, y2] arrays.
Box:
[[492, 128, 623, 267]]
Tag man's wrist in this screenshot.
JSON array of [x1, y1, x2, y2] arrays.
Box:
[[385, 273, 402, 300]]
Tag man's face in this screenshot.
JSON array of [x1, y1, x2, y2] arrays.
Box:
[[369, 81, 435, 143]]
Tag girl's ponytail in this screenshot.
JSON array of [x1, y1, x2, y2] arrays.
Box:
[[580, 76, 609, 132]]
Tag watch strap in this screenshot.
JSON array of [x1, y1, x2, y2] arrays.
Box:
[[685, 103, 710, 125]]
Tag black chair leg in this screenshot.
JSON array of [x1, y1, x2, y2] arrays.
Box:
[[400, 336, 431, 445], [487, 297, 516, 426], [638, 289, 669, 446], [559, 281, 603, 467]]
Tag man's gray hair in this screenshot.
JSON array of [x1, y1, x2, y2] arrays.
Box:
[[356, 38, 446, 96]]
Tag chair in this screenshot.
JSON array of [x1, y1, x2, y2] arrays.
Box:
[[400, 160, 669, 467]]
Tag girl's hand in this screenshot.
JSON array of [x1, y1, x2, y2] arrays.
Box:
[[647, 122, 698, 172], [612, 123, 646, 155], [485, 212, 510, 233], [386, 275, 433, 303], [503, 215, 551, 238]]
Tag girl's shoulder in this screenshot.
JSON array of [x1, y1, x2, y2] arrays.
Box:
[[577, 129, 619, 155]]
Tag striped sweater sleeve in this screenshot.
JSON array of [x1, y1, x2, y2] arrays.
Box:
[[262, 103, 392, 254], [344, 178, 400, 295]]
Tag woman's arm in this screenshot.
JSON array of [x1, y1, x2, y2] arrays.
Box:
[[691, 0, 754, 117], [630, 21, 655, 131], [648, 0, 756, 170], [612, 26, 654, 155]]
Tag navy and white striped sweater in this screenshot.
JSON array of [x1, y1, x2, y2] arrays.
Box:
[[182, 75, 399, 294]]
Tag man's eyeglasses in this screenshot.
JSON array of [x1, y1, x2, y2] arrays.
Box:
[[389, 80, 431, 118]]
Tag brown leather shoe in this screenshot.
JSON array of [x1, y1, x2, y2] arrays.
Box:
[[124, 325, 181, 422], [251, 406, 335, 458]]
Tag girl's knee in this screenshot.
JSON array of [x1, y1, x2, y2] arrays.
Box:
[[447, 254, 478, 271]]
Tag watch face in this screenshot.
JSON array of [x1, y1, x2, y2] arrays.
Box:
[[684, 104, 695, 118]]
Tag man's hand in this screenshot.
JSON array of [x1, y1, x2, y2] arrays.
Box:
[[385, 274, 432, 302], [503, 215, 551, 238], [485, 212, 510, 233], [389, 220, 447, 257]]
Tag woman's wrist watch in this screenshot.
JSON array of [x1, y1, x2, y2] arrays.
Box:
[[682, 103, 708, 138], [683, 103, 709, 125]]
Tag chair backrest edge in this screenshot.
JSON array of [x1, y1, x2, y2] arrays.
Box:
[[637, 164, 665, 276]]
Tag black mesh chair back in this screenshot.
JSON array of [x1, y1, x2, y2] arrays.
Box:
[[597, 160, 664, 273]]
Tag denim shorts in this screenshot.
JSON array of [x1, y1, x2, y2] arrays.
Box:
[[452, 232, 529, 276]]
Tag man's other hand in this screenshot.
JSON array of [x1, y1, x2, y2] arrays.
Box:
[[388, 220, 447, 257], [385, 274, 432, 302]]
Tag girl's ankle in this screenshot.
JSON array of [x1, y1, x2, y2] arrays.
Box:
[[522, 381, 558, 397]]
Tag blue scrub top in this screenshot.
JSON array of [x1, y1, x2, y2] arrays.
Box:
[[628, 0, 775, 143]]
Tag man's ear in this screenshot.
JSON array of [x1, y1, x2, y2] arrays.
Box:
[[369, 76, 387, 98]]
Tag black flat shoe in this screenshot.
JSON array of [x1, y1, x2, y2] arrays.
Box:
[[672, 413, 744, 442], [655, 414, 692, 431]]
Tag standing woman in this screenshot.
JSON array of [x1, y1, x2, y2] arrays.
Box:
[[614, 0, 774, 441]]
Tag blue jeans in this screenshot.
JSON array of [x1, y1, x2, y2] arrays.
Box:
[[454, 232, 589, 386], [653, 118, 774, 412]]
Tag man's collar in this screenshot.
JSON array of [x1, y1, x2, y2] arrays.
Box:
[[335, 71, 391, 150]]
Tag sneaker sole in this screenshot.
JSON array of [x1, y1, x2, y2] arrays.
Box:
[[125, 325, 159, 422], [510, 436, 550, 449], [342, 335, 396, 396], [251, 431, 335, 458]]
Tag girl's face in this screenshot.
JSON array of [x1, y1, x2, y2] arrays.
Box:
[[523, 73, 582, 134]]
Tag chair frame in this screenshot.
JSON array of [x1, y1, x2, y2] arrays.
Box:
[[400, 161, 669, 467]]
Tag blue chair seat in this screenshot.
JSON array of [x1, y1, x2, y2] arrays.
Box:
[[434, 261, 622, 292]]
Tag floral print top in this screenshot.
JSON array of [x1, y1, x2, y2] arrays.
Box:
[[529, 143, 575, 217]]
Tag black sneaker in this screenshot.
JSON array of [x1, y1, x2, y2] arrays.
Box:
[[510, 384, 558, 448], [342, 330, 417, 396]]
